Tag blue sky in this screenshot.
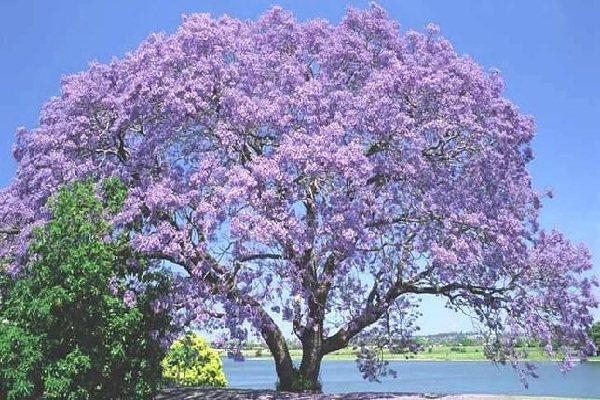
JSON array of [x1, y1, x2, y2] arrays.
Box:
[[1, 0, 599, 334]]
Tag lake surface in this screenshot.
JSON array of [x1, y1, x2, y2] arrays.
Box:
[[223, 359, 600, 398]]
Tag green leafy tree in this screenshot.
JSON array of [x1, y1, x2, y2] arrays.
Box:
[[0, 179, 175, 400], [590, 322, 600, 356], [162, 333, 227, 388], [458, 337, 476, 347]]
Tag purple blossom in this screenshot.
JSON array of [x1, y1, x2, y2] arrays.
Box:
[[108, 276, 118, 296], [123, 290, 137, 308]]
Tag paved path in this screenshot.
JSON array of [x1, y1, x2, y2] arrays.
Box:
[[157, 388, 576, 400]]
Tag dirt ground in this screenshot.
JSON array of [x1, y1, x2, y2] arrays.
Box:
[[157, 388, 577, 400]]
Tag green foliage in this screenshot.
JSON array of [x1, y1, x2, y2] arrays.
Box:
[[0, 179, 174, 399], [458, 337, 476, 347], [388, 346, 408, 355], [162, 333, 227, 388], [590, 321, 600, 356], [101, 176, 128, 214]]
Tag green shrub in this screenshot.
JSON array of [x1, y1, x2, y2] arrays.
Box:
[[0, 179, 174, 400], [162, 333, 227, 387]]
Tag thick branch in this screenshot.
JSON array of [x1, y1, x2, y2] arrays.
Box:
[[323, 302, 386, 354], [405, 282, 510, 297], [316, 254, 336, 304], [323, 275, 513, 355], [238, 253, 283, 263]]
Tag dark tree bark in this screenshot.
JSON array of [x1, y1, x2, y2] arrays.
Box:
[[258, 312, 295, 391]]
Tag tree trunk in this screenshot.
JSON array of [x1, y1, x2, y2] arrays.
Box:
[[271, 345, 294, 392], [259, 320, 295, 392], [299, 326, 324, 392]]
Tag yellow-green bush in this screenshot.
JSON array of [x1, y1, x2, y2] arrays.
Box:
[[162, 333, 227, 387]]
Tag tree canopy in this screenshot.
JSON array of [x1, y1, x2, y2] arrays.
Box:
[[0, 4, 597, 392]]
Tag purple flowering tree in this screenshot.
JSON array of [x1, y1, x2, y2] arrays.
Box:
[[0, 5, 597, 392]]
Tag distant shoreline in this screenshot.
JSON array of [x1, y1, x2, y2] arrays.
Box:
[[234, 357, 600, 363], [222, 353, 600, 363]]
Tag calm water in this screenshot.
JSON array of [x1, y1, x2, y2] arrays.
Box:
[[223, 359, 600, 398]]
